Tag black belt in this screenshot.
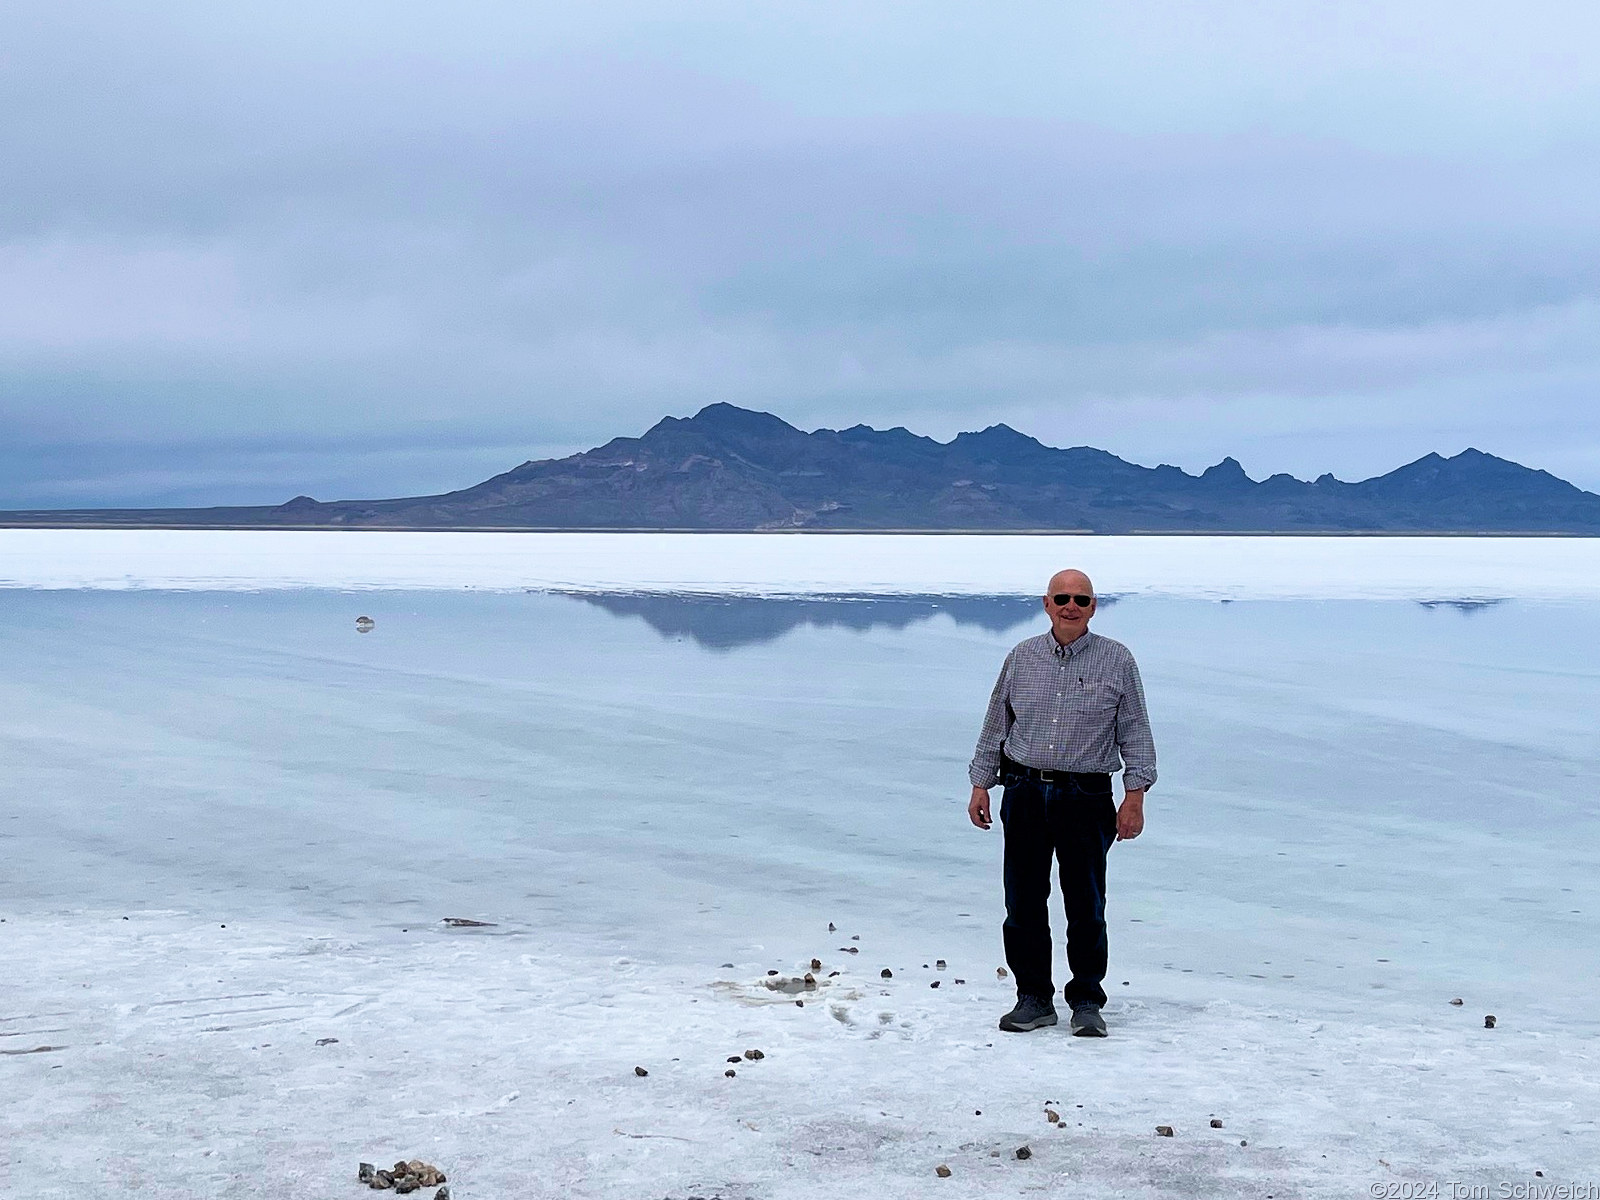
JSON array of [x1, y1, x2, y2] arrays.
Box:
[[1001, 757, 1110, 786]]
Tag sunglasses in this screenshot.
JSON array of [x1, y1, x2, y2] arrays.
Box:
[[1049, 593, 1094, 608]]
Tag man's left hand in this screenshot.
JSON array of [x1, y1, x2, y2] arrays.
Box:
[[1116, 792, 1145, 841]]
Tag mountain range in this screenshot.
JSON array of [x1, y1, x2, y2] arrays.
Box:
[[7, 403, 1600, 533]]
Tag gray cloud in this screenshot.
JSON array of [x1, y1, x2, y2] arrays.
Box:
[[2, 0, 1598, 505]]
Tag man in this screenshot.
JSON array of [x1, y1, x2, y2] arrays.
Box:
[[967, 569, 1157, 1037]]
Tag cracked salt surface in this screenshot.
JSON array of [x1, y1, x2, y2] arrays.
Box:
[[2, 563, 1598, 1198]]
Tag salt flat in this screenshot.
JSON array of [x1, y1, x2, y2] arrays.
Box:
[[4, 528, 1600, 599], [2, 573, 1598, 1198]]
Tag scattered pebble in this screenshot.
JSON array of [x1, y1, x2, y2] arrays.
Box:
[[828, 922, 836, 931], [811, 958, 823, 970], [744, 1049, 765, 1060], [316, 1037, 339, 1046], [954, 979, 965, 985], [851, 935, 860, 941], [728, 1055, 742, 1063], [725, 1069, 736, 1078], [997, 968, 1008, 978], [437, 1189, 451, 1200], [842, 947, 859, 954], [1015, 1145, 1032, 1160], [1450, 997, 1464, 1006], [935, 1164, 952, 1178], [370, 1171, 393, 1189], [936, 959, 946, 969], [1210, 1119, 1223, 1129], [1240, 1140, 1248, 1147], [442, 917, 495, 927], [930, 981, 940, 989], [355, 616, 376, 633], [828, 971, 840, 977], [358, 1163, 376, 1182], [803, 972, 816, 986], [767, 969, 779, 976], [881, 969, 893, 979], [394, 1176, 419, 1194], [634, 1066, 648, 1077], [1156, 1125, 1175, 1137], [795, 1000, 804, 1007], [1485, 1015, 1497, 1028], [721, 962, 735, 968], [975, 1110, 982, 1116], [1045, 1109, 1060, 1124]]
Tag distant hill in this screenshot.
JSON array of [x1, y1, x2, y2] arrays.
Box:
[[6, 404, 1600, 533]]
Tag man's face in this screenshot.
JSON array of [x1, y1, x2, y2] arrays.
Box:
[[1042, 571, 1096, 642]]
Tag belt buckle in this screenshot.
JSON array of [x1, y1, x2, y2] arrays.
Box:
[[1037, 767, 1059, 783]]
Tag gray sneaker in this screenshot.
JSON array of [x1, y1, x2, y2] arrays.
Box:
[[999, 995, 1058, 1032], [1070, 1004, 1108, 1037]]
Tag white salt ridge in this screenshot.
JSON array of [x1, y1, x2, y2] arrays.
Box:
[[3, 528, 1600, 599]]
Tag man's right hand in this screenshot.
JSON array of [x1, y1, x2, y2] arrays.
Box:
[[968, 786, 993, 830]]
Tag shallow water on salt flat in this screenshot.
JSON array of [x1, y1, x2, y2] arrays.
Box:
[[3, 587, 1596, 1030]]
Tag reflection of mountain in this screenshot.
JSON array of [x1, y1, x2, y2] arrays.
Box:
[[1416, 599, 1509, 614], [565, 592, 1098, 649]]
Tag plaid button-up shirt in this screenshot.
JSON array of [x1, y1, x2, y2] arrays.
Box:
[[969, 629, 1158, 793]]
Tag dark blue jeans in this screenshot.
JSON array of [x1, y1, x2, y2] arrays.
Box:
[[999, 767, 1117, 1009]]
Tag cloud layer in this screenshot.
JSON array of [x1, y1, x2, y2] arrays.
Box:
[[4, 0, 1598, 505]]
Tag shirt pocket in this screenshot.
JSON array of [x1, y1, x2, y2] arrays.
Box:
[[1078, 680, 1119, 715]]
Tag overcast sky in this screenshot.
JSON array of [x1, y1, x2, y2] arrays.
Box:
[[4, 1, 1599, 506]]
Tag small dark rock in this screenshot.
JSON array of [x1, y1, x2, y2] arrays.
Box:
[[997, 967, 1008, 978], [767, 969, 779, 976], [930, 981, 940, 989], [1240, 1140, 1248, 1147], [725, 1069, 736, 1077], [936, 959, 946, 969], [634, 1066, 649, 1076], [954, 978, 965, 985], [795, 999, 804, 1006], [358, 1163, 376, 1182], [436, 1189, 451, 1200], [721, 962, 735, 968], [744, 1048, 764, 1060], [828, 922, 836, 931], [1015, 1145, 1032, 1160], [851, 935, 860, 941], [728, 1055, 742, 1063], [370, 1170, 394, 1189], [1210, 1118, 1223, 1128], [1485, 1015, 1497, 1028], [803, 972, 816, 987], [1156, 1125, 1175, 1137], [810, 958, 822, 970], [935, 1164, 952, 1177], [442, 917, 495, 927], [394, 1176, 419, 1194], [881, 968, 893, 979], [828, 970, 840, 977], [1450, 997, 1464, 1005], [392, 1161, 410, 1175], [316, 1037, 339, 1046]]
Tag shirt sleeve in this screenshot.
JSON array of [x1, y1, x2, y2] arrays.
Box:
[[1115, 653, 1158, 793], [968, 649, 1016, 788]]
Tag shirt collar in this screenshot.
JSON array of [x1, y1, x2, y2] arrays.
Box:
[[1047, 629, 1094, 658]]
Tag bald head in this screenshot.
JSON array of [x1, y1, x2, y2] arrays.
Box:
[[1047, 569, 1094, 598], [1042, 569, 1097, 644]]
